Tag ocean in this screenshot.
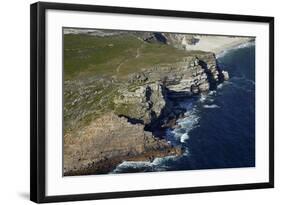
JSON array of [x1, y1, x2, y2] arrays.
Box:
[[113, 42, 256, 173]]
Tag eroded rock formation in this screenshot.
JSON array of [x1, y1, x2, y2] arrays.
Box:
[[114, 54, 229, 128], [64, 113, 182, 175], [63, 31, 230, 175]]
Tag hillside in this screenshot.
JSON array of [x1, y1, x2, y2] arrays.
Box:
[[63, 30, 230, 175]]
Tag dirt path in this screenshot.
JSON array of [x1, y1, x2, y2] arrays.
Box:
[[116, 45, 142, 73], [135, 47, 140, 58], [116, 59, 128, 73]]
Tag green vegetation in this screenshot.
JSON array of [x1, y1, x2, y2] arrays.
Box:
[[63, 33, 205, 133], [64, 34, 140, 79], [114, 103, 139, 119], [63, 80, 119, 133], [64, 33, 197, 80]]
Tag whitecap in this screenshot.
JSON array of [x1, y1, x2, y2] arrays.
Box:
[[236, 41, 255, 49], [115, 161, 151, 169], [111, 161, 151, 173], [114, 96, 199, 173], [151, 155, 178, 166], [216, 50, 227, 58], [203, 104, 220, 109], [199, 94, 207, 102], [198, 91, 216, 104], [209, 90, 217, 95], [166, 106, 199, 146], [217, 83, 224, 89], [112, 155, 181, 173], [217, 40, 255, 58], [180, 133, 189, 142]]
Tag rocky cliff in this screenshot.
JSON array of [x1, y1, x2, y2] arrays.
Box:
[[63, 31, 230, 175], [114, 53, 229, 131], [64, 113, 182, 175]]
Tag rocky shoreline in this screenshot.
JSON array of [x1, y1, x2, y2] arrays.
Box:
[[64, 113, 182, 175], [63, 30, 231, 176], [64, 53, 229, 176], [114, 53, 229, 132]]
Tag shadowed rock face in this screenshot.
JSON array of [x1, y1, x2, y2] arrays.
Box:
[[114, 82, 167, 125]]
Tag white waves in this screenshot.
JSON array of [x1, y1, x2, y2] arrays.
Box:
[[203, 104, 220, 109], [113, 88, 221, 173], [217, 40, 255, 58], [209, 90, 217, 95], [166, 100, 200, 144], [216, 50, 228, 59], [199, 94, 207, 102], [236, 41, 256, 49], [169, 90, 220, 143], [112, 155, 179, 173], [180, 133, 189, 143]]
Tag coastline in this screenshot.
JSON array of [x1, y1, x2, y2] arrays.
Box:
[[183, 35, 254, 55], [63, 30, 253, 175], [112, 43, 256, 173]]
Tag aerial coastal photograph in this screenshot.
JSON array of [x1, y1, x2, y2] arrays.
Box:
[[63, 28, 255, 176]]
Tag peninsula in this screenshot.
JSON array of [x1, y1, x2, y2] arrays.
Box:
[[63, 29, 251, 175]]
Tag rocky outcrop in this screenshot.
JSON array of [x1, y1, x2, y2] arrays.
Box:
[[112, 53, 229, 133], [163, 33, 200, 49], [114, 82, 168, 125], [127, 54, 228, 98], [135, 32, 200, 49], [63, 30, 231, 175], [64, 113, 182, 175]]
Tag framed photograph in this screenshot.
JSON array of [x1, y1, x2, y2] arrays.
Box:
[[30, 2, 274, 203]]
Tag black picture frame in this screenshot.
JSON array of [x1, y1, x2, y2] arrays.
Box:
[[30, 1, 274, 203]]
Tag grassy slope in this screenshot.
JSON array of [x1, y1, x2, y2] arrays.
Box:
[[64, 33, 195, 80], [63, 33, 204, 133]]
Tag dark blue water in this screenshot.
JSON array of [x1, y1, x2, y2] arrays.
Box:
[[113, 43, 256, 173]]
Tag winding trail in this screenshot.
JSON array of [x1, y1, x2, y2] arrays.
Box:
[[135, 47, 140, 58], [116, 45, 142, 73], [116, 60, 126, 73]]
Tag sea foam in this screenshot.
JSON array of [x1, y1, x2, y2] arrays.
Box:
[[112, 155, 179, 173], [203, 104, 220, 109], [217, 41, 255, 59]]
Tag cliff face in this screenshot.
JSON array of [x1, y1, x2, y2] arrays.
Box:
[[63, 31, 230, 175], [114, 82, 166, 125], [64, 113, 181, 175], [64, 51, 229, 175], [136, 32, 199, 49], [128, 53, 226, 96], [114, 53, 228, 129]]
